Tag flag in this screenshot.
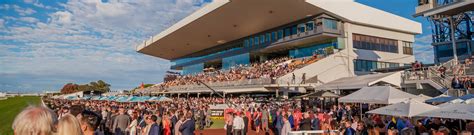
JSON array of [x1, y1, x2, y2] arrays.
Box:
[[140, 82, 144, 89]]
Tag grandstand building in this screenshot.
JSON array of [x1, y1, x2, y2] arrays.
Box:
[[136, 0, 422, 97]]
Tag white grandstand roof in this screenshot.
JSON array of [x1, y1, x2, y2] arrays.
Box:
[[136, 0, 422, 60], [314, 71, 402, 90]]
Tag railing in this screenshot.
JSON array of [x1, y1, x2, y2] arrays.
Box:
[[288, 130, 340, 135], [161, 78, 272, 91]]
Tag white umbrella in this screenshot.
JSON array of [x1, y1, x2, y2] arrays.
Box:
[[367, 99, 438, 117], [437, 99, 465, 107], [416, 104, 474, 120], [464, 99, 474, 104], [413, 94, 432, 102], [339, 86, 419, 104]]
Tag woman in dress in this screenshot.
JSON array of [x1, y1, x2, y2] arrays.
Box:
[[127, 112, 138, 135], [162, 113, 172, 135]]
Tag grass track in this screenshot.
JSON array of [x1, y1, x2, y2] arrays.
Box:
[[0, 96, 41, 135]]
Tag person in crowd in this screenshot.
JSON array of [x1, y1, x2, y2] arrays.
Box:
[[12, 106, 58, 135], [127, 112, 139, 135], [226, 112, 234, 135], [113, 108, 131, 135], [343, 121, 356, 135], [242, 111, 249, 135], [80, 111, 101, 135], [356, 121, 368, 135], [162, 113, 171, 135], [233, 112, 245, 135], [311, 112, 320, 130], [147, 115, 161, 135], [57, 114, 83, 135], [274, 110, 283, 135], [281, 115, 292, 135], [299, 112, 312, 130], [179, 112, 195, 135], [261, 106, 270, 133], [174, 113, 184, 135]]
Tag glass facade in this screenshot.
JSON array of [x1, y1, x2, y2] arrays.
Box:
[[323, 19, 338, 30], [353, 34, 398, 53], [354, 59, 399, 72], [289, 41, 337, 58], [183, 63, 204, 75], [222, 53, 250, 69], [434, 42, 469, 58]]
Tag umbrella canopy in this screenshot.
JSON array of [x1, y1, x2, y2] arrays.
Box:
[[416, 103, 474, 120], [459, 94, 474, 100], [425, 95, 457, 103], [437, 99, 465, 107], [158, 96, 173, 102], [464, 99, 474, 104], [338, 86, 419, 104], [413, 94, 432, 102], [367, 99, 438, 117]]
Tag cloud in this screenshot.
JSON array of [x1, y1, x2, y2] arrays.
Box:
[[13, 5, 37, 16], [19, 17, 39, 23], [415, 34, 432, 44], [0, 19, 4, 28], [0, 0, 211, 92]]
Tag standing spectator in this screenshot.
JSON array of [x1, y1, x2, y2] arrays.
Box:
[[301, 73, 306, 84], [233, 112, 245, 135], [281, 115, 292, 135], [452, 76, 462, 96], [205, 106, 212, 128], [226, 112, 234, 135], [80, 111, 101, 135], [438, 66, 446, 78], [275, 111, 283, 135], [343, 121, 356, 135], [57, 114, 83, 135], [170, 110, 178, 135], [147, 115, 161, 135], [174, 113, 185, 135], [113, 108, 131, 135], [356, 121, 368, 135], [299, 112, 312, 130], [12, 106, 58, 135], [242, 112, 249, 135], [261, 106, 270, 133], [179, 112, 195, 135], [127, 112, 138, 135], [311, 112, 320, 130]]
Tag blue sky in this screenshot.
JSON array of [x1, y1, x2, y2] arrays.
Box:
[[0, 0, 434, 92]]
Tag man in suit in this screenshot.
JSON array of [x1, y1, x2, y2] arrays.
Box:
[[170, 110, 178, 135], [113, 108, 131, 135], [148, 115, 162, 135], [179, 112, 195, 135]]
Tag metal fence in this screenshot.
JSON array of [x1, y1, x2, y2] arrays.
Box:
[[288, 130, 340, 135]]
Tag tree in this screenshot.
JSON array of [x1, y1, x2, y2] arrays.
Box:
[[60, 83, 79, 94], [59, 80, 111, 94]]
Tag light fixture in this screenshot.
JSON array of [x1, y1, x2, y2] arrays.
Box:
[[217, 40, 226, 44]]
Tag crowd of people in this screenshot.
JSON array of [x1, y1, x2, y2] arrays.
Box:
[[12, 96, 474, 135], [158, 54, 325, 90]]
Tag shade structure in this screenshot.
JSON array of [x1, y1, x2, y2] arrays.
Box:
[[338, 86, 419, 104], [464, 99, 474, 104], [416, 103, 474, 120], [413, 94, 432, 102], [459, 94, 474, 100], [425, 95, 457, 103], [367, 99, 438, 117], [437, 99, 465, 107], [158, 96, 173, 102], [294, 91, 339, 99]]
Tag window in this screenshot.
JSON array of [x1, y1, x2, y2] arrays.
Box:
[[277, 30, 284, 39], [244, 39, 249, 48], [306, 21, 314, 31], [323, 19, 337, 30], [254, 36, 259, 45], [271, 32, 277, 41], [354, 59, 399, 72], [352, 34, 399, 53], [266, 33, 271, 43], [284, 28, 291, 37], [298, 24, 306, 33], [260, 35, 265, 44], [249, 38, 254, 47], [403, 41, 413, 55], [291, 26, 298, 35]]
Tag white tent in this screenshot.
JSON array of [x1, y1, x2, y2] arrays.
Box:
[[338, 86, 419, 104], [464, 99, 474, 104], [416, 103, 474, 120], [367, 99, 438, 117], [437, 99, 465, 107]]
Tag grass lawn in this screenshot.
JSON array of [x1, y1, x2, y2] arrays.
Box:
[[209, 119, 225, 129], [0, 96, 41, 135]]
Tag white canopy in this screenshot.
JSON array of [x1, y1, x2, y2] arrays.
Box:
[[416, 104, 474, 120], [414, 94, 432, 102], [367, 99, 438, 117], [338, 86, 419, 104], [464, 99, 474, 104]]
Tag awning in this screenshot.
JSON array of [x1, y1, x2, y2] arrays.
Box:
[[314, 72, 401, 91]]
